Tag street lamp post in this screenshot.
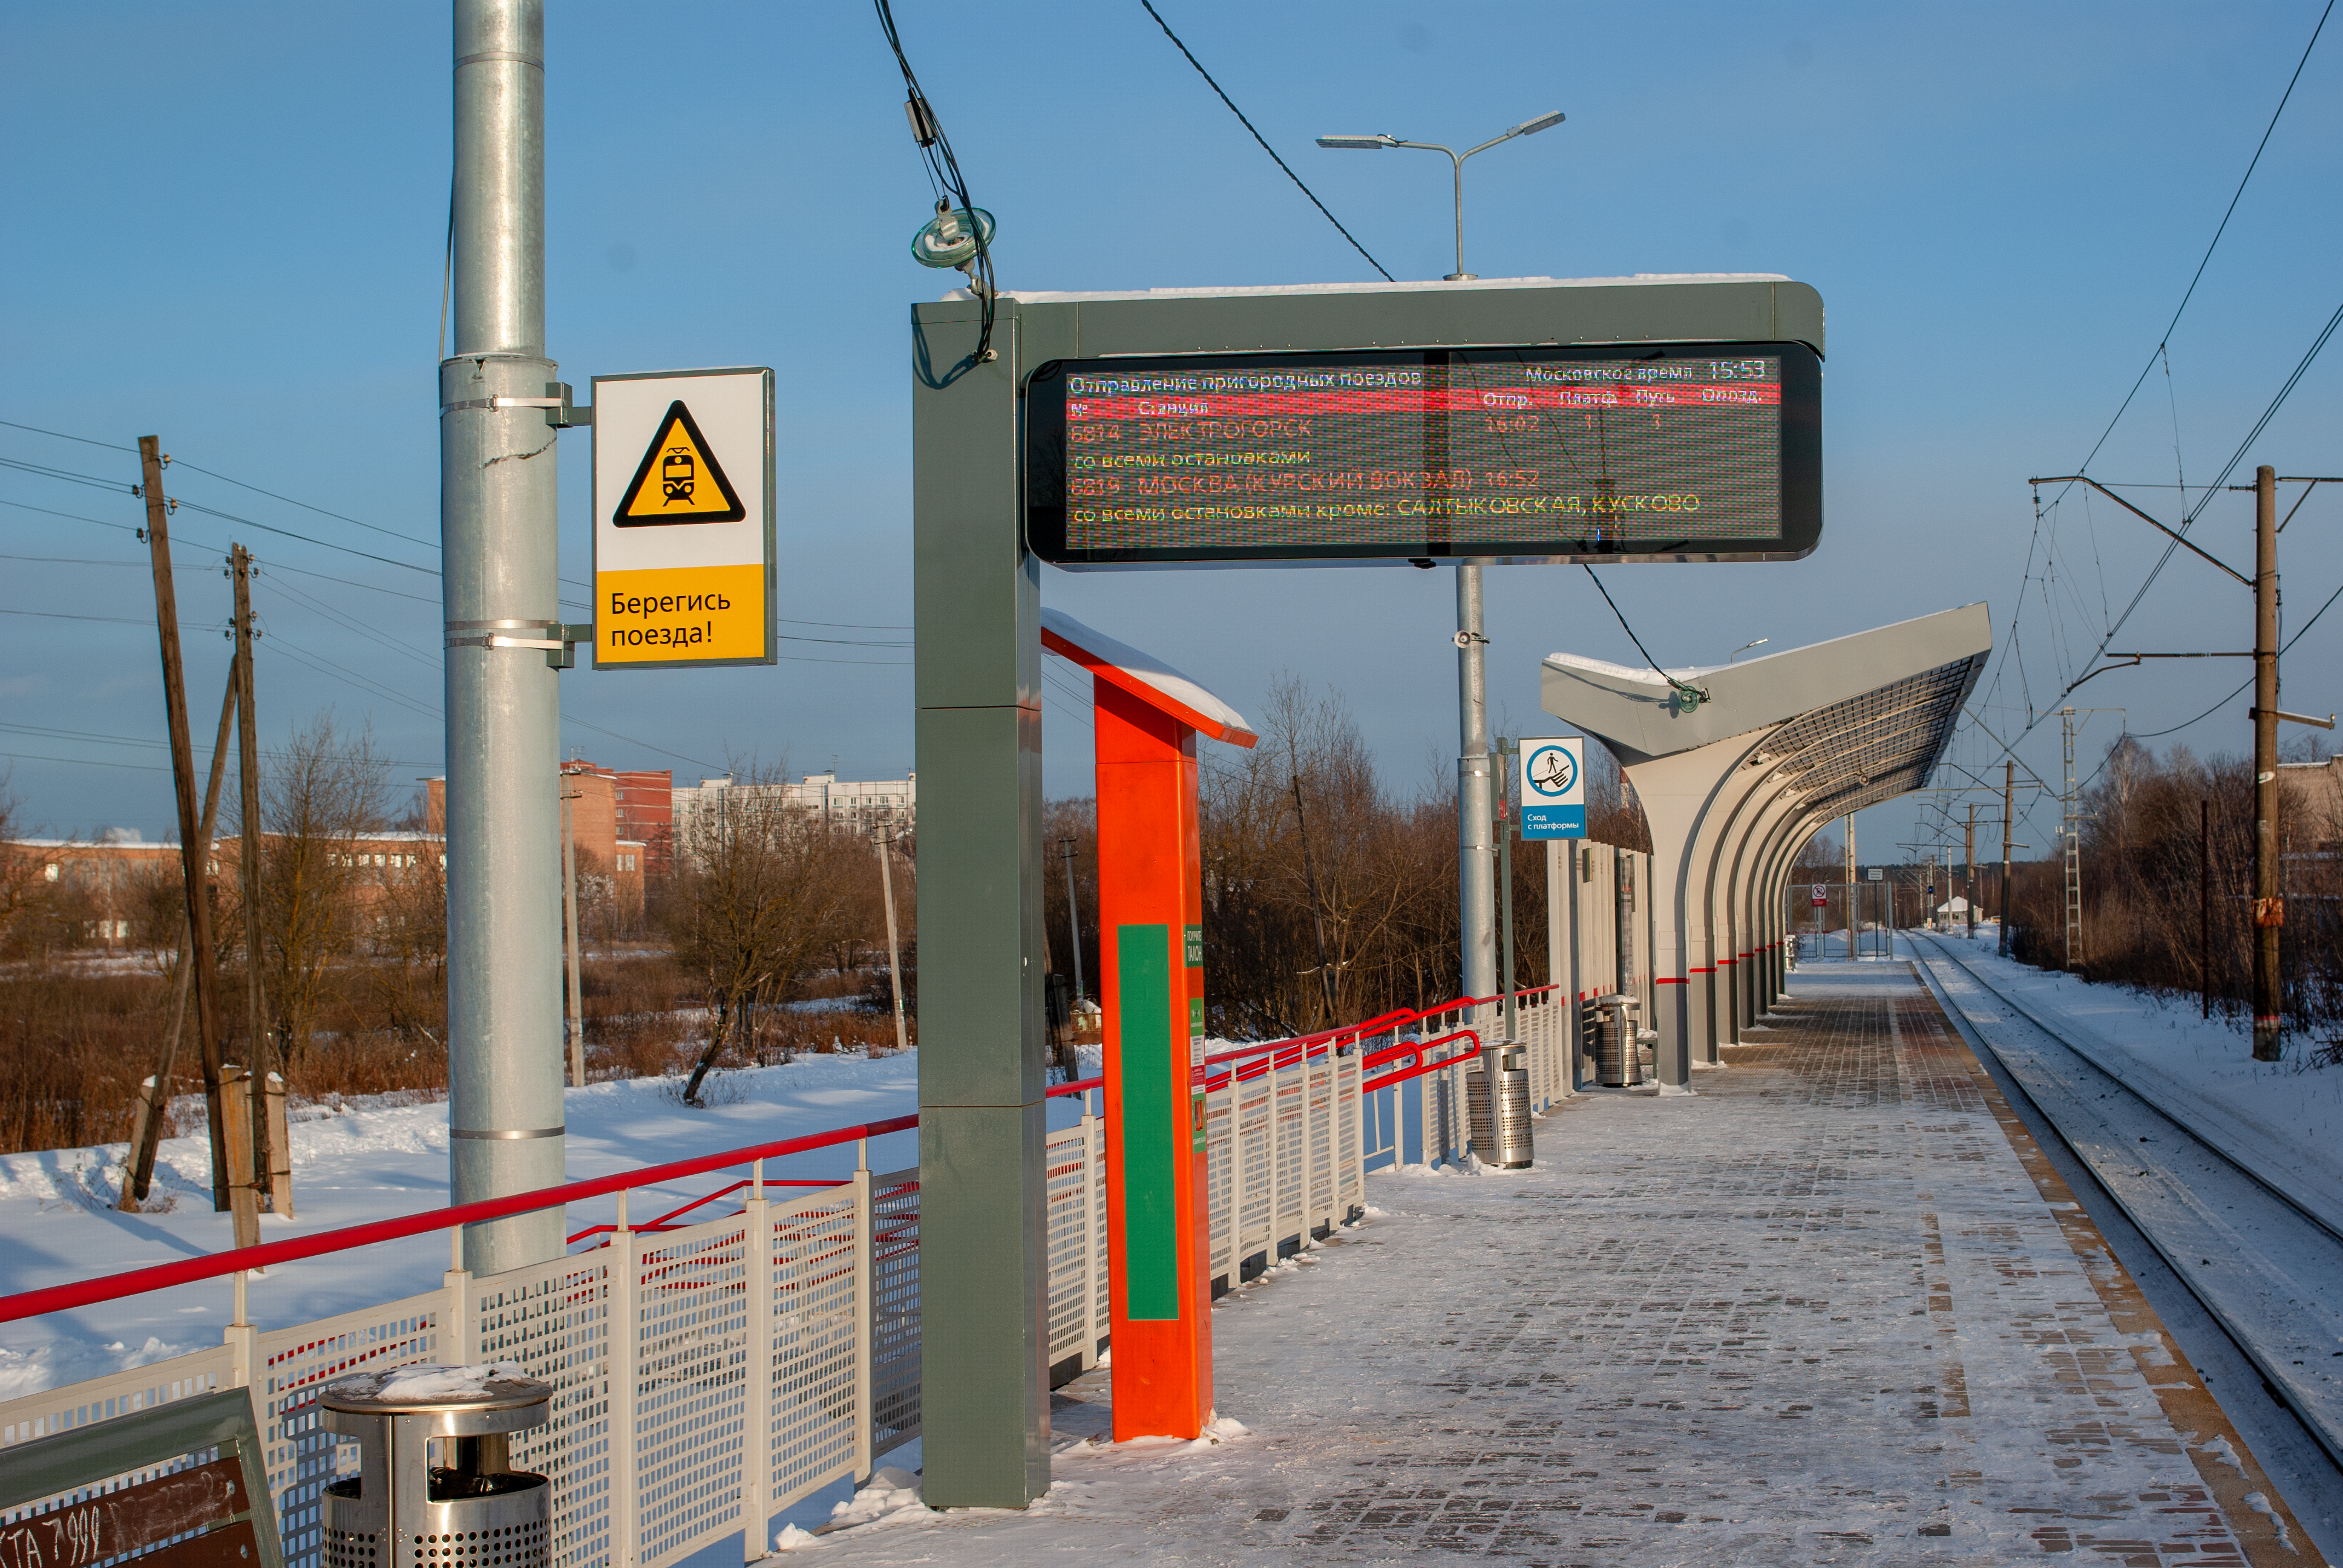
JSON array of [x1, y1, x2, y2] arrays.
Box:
[[1315, 110, 1564, 280], [1316, 110, 1564, 1023]]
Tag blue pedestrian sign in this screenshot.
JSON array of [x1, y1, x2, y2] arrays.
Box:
[[1518, 737, 1586, 839]]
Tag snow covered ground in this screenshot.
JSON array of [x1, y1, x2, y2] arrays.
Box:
[[775, 964, 2303, 1564], [1913, 926, 2343, 1228], [0, 1053, 972, 1400]]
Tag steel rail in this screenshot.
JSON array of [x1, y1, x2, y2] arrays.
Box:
[[1909, 933, 2343, 1473], [1914, 934, 2343, 1248]]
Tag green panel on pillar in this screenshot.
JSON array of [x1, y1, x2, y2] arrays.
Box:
[[1118, 923, 1179, 1321]]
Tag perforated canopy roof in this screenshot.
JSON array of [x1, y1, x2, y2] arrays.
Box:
[[1539, 603, 1991, 820]]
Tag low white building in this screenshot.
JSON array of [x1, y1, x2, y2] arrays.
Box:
[[670, 770, 916, 849]]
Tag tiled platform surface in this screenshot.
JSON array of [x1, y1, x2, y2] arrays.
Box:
[[819, 963, 2319, 1566]]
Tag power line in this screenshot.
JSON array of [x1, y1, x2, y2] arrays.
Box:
[[0, 607, 165, 626], [874, 0, 996, 366], [1579, 566, 1703, 705], [0, 552, 205, 572], [1134, 0, 1394, 283], [1980, 3, 2332, 745], [0, 750, 172, 774], [2054, 0, 2333, 498], [0, 419, 136, 454], [556, 714, 726, 774], [168, 457, 440, 554]]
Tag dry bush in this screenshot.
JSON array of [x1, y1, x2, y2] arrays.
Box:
[[1185, 675, 1649, 1040], [2007, 734, 2343, 1034], [0, 965, 167, 1152]]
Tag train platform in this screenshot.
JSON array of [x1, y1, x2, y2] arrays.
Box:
[[802, 960, 2319, 1566]]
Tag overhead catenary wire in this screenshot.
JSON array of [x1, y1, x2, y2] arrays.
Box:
[[1580, 566, 1703, 704], [2044, 0, 2332, 511], [874, 0, 995, 366], [1973, 1, 2333, 752], [1133, 0, 1394, 283]]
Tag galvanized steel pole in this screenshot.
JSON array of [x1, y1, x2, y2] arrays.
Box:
[[1458, 566, 1496, 1012], [443, 0, 566, 1271]]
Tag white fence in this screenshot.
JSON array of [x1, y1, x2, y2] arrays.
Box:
[[0, 981, 1604, 1565]]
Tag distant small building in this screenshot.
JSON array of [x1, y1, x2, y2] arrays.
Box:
[[670, 769, 916, 851]]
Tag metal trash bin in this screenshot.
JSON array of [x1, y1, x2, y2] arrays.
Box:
[[1593, 994, 1643, 1086], [321, 1363, 552, 1567], [1467, 1044, 1534, 1168]]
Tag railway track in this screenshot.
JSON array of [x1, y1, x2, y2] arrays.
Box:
[[1908, 933, 2343, 1480]]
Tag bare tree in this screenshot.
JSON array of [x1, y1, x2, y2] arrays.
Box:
[[245, 712, 392, 1077], [665, 760, 858, 1105], [368, 840, 447, 1051], [0, 780, 50, 957]]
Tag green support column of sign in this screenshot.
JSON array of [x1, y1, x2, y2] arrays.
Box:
[[911, 299, 1051, 1509]]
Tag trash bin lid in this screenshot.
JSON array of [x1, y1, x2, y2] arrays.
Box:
[[320, 1362, 552, 1415]]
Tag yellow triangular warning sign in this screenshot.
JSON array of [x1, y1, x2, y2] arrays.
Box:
[[613, 400, 746, 527]]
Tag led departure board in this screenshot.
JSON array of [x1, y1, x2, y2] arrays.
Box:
[[1024, 341, 1820, 566]]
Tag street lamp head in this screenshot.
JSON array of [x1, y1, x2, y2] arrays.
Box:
[[1508, 109, 1566, 138], [1315, 133, 1395, 150]]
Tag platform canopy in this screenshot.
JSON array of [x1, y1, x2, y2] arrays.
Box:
[[1541, 604, 1990, 1088]]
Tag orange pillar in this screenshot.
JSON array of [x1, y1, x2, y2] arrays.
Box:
[[1095, 678, 1214, 1440]]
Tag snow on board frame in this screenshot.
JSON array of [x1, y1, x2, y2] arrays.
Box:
[[592, 367, 776, 669], [1038, 607, 1257, 746]]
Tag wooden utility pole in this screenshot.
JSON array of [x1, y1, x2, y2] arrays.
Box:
[[231, 544, 272, 1223], [139, 437, 229, 1210], [119, 664, 238, 1212], [2200, 797, 2212, 1022], [1997, 760, 2015, 959], [2251, 464, 2284, 1060]]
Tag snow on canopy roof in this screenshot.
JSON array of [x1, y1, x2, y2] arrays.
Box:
[[1039, 608, 1258, 747], [949, 273, 1792, 305]]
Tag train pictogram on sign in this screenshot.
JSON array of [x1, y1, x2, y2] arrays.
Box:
[[614, 400, 746, 526]]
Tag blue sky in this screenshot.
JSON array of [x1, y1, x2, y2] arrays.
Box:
[[4, 1, 2339, 869]]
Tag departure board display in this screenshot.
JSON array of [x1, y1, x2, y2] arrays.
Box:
[[1024, 341, 1820, 566]]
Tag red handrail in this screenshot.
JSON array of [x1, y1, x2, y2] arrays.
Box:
[[0, 1111, 920, 1326], [0, 988, 1565, 1327], [1360, 1029, 1484, 1094]]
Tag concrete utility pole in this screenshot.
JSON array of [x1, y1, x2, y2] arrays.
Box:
[[877, 828, 909, 1056], [2252, 464, 2282, 1060], [231, 544, 272, 1214], [561, 778, 585, 1089], [2062, 707, 2082, 972], [443, 0, 566, 1270], [2201, 797, 2213, 1021], [1999, 760, 2015, 958], [1965, 804, 1977, 937], [1459, 567, 1496, 1008], [1060, 838, 1084, 1002], [1843, 814, 1855, 960]]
